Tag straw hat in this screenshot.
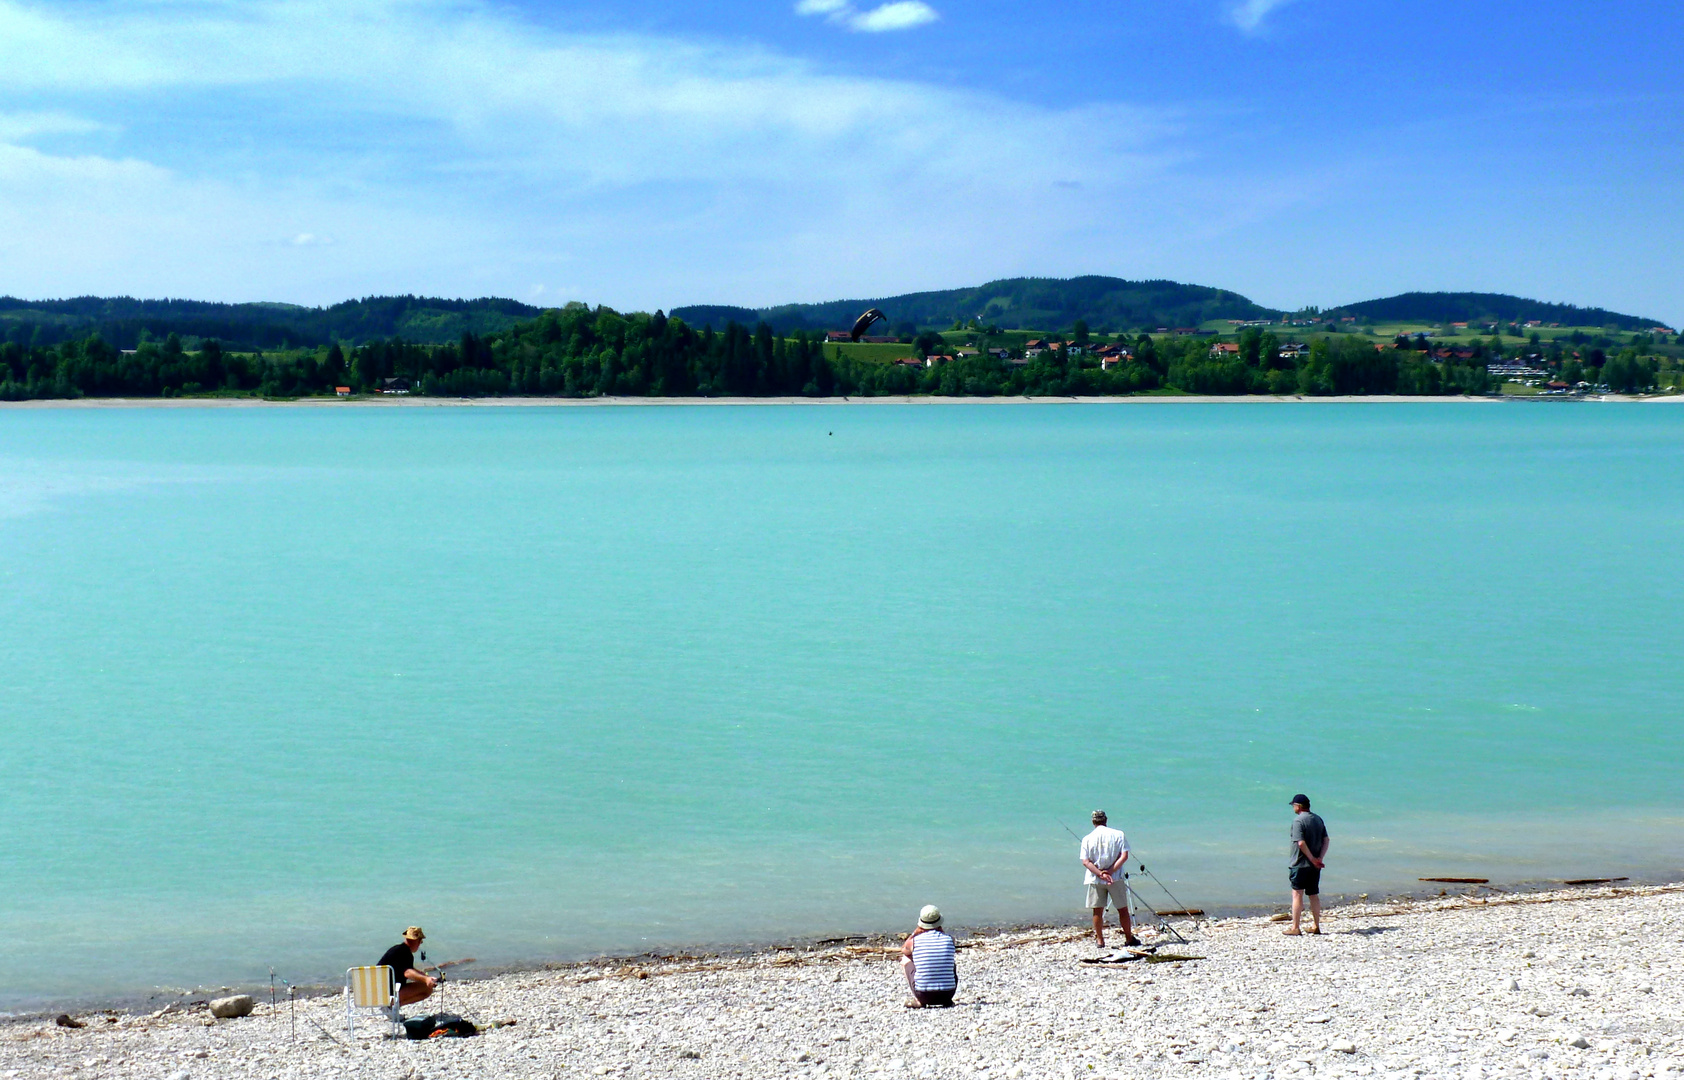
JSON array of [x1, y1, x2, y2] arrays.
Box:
[[403, 926, 425, 943], [918, 905, 942, 929]]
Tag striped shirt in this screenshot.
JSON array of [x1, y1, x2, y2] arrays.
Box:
[[910, 930, 957, 992]]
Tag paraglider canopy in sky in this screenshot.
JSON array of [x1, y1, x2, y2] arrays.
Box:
[[849, 308, 888, 342]]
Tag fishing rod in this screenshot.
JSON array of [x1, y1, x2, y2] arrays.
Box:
[[1132, 858, 1199, 923], [1058, 819, 1190, 945], [419, 955, 476, 1013]]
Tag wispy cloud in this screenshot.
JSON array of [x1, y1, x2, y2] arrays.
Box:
[[795, 0, 939, 33], [0, 110, 107, 141], [0, 0, 1185, 307], [1228, 0, 1294, 33]]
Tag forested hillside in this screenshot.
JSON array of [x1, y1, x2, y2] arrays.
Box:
[[672, 276, 1278, 334], [3, 282, 1664, 353], [0, 295, 540, 350], [1332, 292, 1661, 330]]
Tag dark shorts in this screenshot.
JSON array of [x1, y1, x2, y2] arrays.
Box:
[[1289, 865, 1321, 895], [913, 987, 955, 1007]]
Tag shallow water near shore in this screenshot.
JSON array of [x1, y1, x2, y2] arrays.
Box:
[[2, 402, 1682, 1008]]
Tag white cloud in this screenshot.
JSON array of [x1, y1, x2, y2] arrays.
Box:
[[795, 0, 939, 33], [850, 2, 940, 32], [0, 0, 1187, 307], [1228, 0, 1294, 33], [0, 110, 107, 141]]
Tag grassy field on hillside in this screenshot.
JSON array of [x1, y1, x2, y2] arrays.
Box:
[[829, 341, 918, 362]]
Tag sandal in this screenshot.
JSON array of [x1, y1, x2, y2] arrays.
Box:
[[1282, 928, 1302, 936]]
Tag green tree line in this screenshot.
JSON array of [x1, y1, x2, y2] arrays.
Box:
[[2, 303, 1668, 402]]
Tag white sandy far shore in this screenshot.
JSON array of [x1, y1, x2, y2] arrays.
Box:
[[5, 392, 1673, 410]]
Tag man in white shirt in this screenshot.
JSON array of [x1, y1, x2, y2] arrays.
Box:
[[1080, 809, 1140, 948]]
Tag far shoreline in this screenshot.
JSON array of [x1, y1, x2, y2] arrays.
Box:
[[2, 392, 1677, 410]]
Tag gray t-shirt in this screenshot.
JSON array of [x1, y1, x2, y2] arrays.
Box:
[[1290, 811, 1327, 868]]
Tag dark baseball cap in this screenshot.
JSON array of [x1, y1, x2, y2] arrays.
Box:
[[1289, 794, 1310, 807]]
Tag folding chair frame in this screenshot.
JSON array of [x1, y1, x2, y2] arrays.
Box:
[[345, 965, 402, 1037]]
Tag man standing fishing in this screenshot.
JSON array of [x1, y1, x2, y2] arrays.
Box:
[[1080, 810, 1140, 948], [1286, 795, 1329, 936]]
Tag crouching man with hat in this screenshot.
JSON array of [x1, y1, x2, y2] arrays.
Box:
[[900, 905, 958, 1009], [377, 926, 438, 1005]]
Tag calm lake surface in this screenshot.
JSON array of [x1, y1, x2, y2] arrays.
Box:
[[2, 401, 1682, 1006]]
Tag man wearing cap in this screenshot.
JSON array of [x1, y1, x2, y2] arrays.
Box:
[[377, 927, 437, 1005], [1286, 795, 1329, 936], [900, 905, 958, 1008], [1080, 810, 1140, 948]]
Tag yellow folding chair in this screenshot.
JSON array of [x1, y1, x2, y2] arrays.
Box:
[[345, 965, 402, 1037]]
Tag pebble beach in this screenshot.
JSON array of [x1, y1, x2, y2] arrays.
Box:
[[6, 883, 1680, 1080]]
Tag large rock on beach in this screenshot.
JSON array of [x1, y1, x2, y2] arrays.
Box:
[[207, 994, 253, 1019]]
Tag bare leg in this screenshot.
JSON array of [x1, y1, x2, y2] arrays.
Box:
[[901, 957, 921, 1007], [1286, 889, 1304, 935], [398, 981, 434, 1006], [1308, 894, 1322, 934], [1091, 908, 1106, 948], [1116, 905, 1140, 946]]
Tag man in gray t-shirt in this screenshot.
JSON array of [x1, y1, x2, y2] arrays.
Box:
[[1286, 794, 1329, 936]]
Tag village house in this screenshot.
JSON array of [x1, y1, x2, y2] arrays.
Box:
[[1209, 342, 1241, 357]]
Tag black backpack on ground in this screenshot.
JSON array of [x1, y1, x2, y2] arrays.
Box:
[[402, 1013, 479, 1039]]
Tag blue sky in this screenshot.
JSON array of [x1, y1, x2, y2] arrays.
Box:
[[0, 0, 1679, 322]]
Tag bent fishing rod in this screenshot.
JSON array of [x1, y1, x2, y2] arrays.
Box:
[[1059, 819, 1191, 945]]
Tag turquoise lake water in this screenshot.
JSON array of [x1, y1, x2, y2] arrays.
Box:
[[2, 401, 1682, 1007]]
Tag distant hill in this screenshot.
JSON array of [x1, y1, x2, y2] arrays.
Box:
[[3, 284, 1664, 352], [0, 295, 541, 350], [671, 276, 1279, 334], [1331, 292, 1664, 331]]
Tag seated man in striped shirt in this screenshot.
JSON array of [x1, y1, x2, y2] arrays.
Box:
[[900, 905, 958, 1008]]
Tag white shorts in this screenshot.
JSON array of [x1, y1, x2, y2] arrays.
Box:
[[1086, 881, 1127, 910]]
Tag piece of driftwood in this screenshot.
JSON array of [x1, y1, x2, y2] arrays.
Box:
[[1156, 909, 1205, 916], [1079, 952, 1145, 965], [1420, 877, 1489, 884], [1563, 877, 1629, 886]]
